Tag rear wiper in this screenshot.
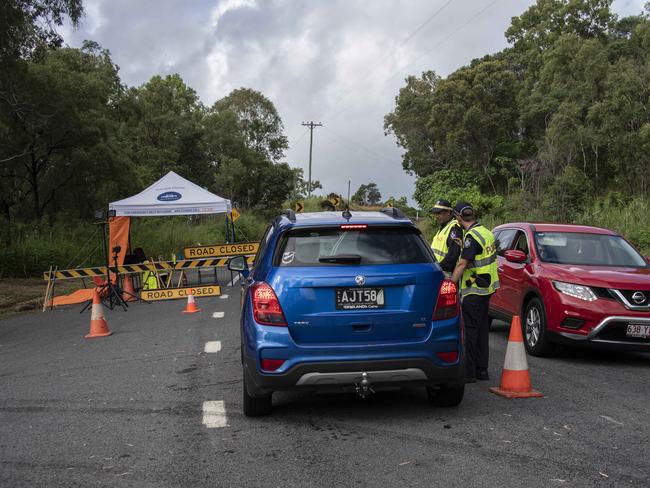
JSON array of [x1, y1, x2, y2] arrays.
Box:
[[318, 254, 362, 264]]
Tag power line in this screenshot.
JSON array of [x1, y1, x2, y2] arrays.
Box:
[[323, 0, 454, 120], [321, 125, 396, 168], [325, 0, 499, 123]]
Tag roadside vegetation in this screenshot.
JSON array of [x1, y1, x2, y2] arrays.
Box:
[[1, 0, 649, 284]]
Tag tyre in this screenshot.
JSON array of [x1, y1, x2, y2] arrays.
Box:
[[427, 384, 465, 407], [243, 367, 272, 417], [522, 297, 556, 357]]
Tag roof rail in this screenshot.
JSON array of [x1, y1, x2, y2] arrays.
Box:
[[380, 207, 406, 219], [281, 208, 296, 222]]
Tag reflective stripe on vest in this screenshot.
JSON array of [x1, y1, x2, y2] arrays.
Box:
[[431, 219, 457, 262], [460, 224, 499, 297]]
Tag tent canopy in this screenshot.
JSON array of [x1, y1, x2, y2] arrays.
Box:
[[109, 171, 231, 216]]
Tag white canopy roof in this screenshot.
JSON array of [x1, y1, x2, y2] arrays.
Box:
[[109, 171, 231, 216]]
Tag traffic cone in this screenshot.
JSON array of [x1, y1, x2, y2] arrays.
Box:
[[489, 316, 543, 398], [85, 289, 113, 339], [182, 289, 201, 313], [121, 274, 137, 302]]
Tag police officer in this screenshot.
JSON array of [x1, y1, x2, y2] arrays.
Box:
[[450, 202, 499, 383], [430, 199, 462, 275]]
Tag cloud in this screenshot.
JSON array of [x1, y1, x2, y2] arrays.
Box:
[[60, 0, 647, 205]]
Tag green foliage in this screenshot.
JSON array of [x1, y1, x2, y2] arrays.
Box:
[[414, 170, 504, 219], [352, 183, 382, 205]]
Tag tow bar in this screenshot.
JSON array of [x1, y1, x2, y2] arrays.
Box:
[[354, 372, 375, 398]]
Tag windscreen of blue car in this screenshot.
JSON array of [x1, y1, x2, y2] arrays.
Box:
[[534, 232, 647, 267], [275, 227, 434, 266]]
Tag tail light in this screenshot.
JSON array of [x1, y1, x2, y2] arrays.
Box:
[[261, 359, 286, 371], [436, 351, 459, 363], [251, 282, 287, 326], [433, 279, 459, 320]]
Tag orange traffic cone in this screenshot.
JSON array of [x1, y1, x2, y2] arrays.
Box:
[[121, 274, 137, 302], [489, 316, 543, 398], [85, 289, 113, 339], [182, 289, 201, 313]]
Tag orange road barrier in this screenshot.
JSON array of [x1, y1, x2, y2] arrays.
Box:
[[85, 289, 113, 339], [182, 289, 201, 314], [121, 275, 137, 302], [489, 315, 543, 399]]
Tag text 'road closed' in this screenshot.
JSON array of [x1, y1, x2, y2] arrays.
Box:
[[141, 286, 221, 301], [183, 242, 259, 258]]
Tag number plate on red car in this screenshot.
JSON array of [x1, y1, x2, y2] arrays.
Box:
[[626, 323, 650, 338], [336, 288, 385, 310]]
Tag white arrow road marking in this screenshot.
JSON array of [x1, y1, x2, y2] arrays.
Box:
[[204, 341, 222, 353], [219, 294, 229, 299], [212, 312, 225, 318], [202, 401, 228, 428]]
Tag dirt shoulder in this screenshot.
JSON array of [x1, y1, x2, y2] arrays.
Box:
[[0, 278, 83, 320]]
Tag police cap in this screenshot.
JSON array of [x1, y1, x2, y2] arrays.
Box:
[[430, 199, 453, 214], [453, 201, 475, 218]]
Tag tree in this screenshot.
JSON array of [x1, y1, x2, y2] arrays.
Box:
[[212, 88, 288, 163], [0, 41, 127, 220], [352, 183, 381, 205], [384, 71, 441, 176]]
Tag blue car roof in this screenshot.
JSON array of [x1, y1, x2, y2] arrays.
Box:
[[275, 211, 414, 230]]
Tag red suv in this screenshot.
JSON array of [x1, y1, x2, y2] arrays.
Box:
[[489, 223, 650, 356]]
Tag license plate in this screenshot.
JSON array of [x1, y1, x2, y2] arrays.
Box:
[[336, 287, 385, 310], [626, 323, 650, 338]]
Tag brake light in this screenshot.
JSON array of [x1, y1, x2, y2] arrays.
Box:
[[261, 359, 286, 371], [251, 283, 287, 326], [433, 279, 459, 320], [340, 224, 367, 230]]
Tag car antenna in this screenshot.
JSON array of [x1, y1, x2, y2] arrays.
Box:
[[342, 179, 352, 220]]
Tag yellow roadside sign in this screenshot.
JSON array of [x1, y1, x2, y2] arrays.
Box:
[[386, 202, 393, 208], [140, 285, 221, 301], [184, 242, 260, 258], [294, 201, 304, 213], [328, 195, 341, 207], [230, 208, 241, 222]]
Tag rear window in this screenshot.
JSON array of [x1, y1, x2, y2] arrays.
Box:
[[274, 226, 434, 266]]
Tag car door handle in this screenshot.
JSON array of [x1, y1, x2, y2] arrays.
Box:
[[497, 267, 504, 273]]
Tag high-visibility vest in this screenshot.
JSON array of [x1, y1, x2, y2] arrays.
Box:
[[431, 219, 458, 263], [460, 224, 500, 297], [142, 261, 159, 290]]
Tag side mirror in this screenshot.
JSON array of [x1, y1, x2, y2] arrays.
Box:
[[228, 255, 247, 272], [504, 250, 527, 263]]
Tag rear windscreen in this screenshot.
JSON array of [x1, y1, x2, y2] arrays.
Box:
[[274, 227, 434, 266]]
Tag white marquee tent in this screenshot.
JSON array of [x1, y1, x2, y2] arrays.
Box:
[[109, 171, 231, 216]]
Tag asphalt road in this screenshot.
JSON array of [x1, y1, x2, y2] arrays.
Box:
[[1, 287, 649, 487]]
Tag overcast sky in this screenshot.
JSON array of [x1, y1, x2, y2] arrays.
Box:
[[61, 0, 646, 204]]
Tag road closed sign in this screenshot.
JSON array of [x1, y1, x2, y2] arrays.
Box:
[[141, 286, 221, 301], [183, 242, 260, 258]]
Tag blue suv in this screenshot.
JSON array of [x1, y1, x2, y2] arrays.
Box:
[[228, 209, 465, 416]]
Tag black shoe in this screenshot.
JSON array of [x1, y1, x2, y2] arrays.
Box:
[[476, 369, 489, 381], [465, 376, 477, 384]]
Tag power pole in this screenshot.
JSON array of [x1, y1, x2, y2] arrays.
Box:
[[301, 121, 322, 197]]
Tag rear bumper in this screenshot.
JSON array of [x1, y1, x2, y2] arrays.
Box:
[[244, 356, 465, 395]]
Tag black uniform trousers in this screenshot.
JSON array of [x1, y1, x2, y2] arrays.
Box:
[[461, 293, 491, 378]]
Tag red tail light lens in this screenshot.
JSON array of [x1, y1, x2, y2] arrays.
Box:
[[261, 359, 286, 371], [436, 351, 459, 363], [340, 224, 367, 230], [252, 283, 287, 326], [433, 279, 459, 320]]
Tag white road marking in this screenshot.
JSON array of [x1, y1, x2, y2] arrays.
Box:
[[202, 400, 227, 428], [600, 415, 624, 426], [219, 294, 229, 299], [212, 312, 225, 319], [204, 341, 222, 353], [227, 273, 241, 287]]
